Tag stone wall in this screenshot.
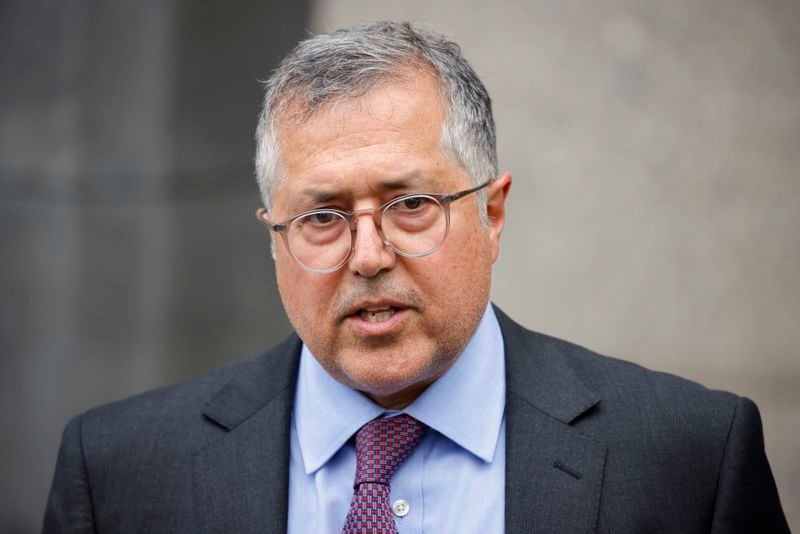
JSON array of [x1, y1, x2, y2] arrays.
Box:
[[0, 1, 305, 529], [310, 0, 800, 526]]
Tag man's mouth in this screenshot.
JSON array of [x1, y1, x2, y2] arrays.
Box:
[[344, 300, 410, 335], [359, 305, 398, 323]]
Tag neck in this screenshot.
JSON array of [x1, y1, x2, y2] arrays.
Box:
[[363, 381, 433, 410]]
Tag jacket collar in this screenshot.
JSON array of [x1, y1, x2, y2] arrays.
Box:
[[495, 306, 607, 533], [193, 308, 607, 533], [194, 334, 301, 534], [200, 333, 301, 431], [496, 306, 600, 424], [198, 306, 600, 431]]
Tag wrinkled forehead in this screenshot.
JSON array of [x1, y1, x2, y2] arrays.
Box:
[[273, 74, 452, 192], [272, 61, 444, 126], [263, 66, 454, 210]]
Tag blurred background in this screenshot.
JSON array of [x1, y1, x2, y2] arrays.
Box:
[[1, 0, 797, 531]]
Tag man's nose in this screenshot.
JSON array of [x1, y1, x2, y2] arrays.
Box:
[[347, 213, 396, 277]]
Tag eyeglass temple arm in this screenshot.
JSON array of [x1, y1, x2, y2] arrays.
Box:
[[256, 208, 288, 233], [257, 180, 492, 230], [440, 179, 493, 205]]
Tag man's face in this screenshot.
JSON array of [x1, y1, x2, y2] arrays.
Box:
[[269, 69, 510, 408]]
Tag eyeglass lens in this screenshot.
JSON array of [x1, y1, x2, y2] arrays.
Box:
[[286, 195, 447, 271]]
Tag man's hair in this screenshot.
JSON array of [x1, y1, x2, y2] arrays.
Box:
[[254, 21, 497, 220]]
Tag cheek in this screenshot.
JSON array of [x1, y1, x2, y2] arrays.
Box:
[[453, 227, 493, 295], [274, 256, 295, 304], [418, 225, 492, 301], [276, 260, 322, 323], [450, 220, 492, 268]]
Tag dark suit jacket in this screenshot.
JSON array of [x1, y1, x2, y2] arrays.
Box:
[[44, 307, 789, 533]]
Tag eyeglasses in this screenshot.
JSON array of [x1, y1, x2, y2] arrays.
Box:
[[256, 180, 491, 273]]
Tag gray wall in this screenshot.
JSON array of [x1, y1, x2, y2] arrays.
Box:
[[0, 1, 306, 530], [2, 0, 798, 531], [310, 0, 800, 527]]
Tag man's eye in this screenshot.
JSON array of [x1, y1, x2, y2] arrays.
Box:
[[305, 212, 337, 225], [397, 196, 426, 210]]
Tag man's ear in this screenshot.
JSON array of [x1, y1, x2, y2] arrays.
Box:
[[486, 172, 512, 263], [255, 208, 279, 259], [255, 207, 270, 223]]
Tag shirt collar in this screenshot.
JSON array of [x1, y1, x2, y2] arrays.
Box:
[[293, 303, 505, 474]]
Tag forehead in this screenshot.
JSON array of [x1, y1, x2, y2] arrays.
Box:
[[272, 70, 465, 211]]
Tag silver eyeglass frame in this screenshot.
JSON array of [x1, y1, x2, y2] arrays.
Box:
[[256, 179, 492, 274]]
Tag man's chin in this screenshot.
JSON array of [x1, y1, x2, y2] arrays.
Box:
[[337, 360, 443, 408], [344, 370, 418, 396], [353, 379, 434, 410]]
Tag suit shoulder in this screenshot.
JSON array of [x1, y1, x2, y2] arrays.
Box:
[[504, 318, 750, 470], [556, 334, 738, 411], [507, 315, 738, 405], [496, 307, 741, 425], [77, 334, 300, 449]]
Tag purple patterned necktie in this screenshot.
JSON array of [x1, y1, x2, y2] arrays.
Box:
[[341, 414, 428, 534]]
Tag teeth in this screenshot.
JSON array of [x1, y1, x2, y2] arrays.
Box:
[[359, 307, 396, 322], [364, 305, 390, 312]]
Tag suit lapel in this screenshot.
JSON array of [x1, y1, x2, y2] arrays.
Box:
[[193, 335, 301, 534], [191, 310, 606, 532], [496, 307, 607, 533], [505, 393, 607, 533]]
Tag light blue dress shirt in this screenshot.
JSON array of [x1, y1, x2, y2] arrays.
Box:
[[287, 303, 506, 533]]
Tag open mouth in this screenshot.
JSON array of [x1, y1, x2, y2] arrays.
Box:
[[344, 299, 411, 335], [358, 305, 399, 323]]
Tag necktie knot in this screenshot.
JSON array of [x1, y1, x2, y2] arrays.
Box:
[[342, 414, 428, 534], [354, 414, 428, 486]]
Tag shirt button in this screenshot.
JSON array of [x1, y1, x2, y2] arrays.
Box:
[[391, 499, 410, 517]]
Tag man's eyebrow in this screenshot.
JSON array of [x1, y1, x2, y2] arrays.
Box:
[[375, 176, 427, 193], [301, 189, 339, 205], [297, 175, 427, 206]]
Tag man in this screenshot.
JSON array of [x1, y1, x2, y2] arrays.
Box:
[[44, 21, 789, 533]]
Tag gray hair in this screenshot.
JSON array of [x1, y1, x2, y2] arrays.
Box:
[[254, 21, 497, 222]]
